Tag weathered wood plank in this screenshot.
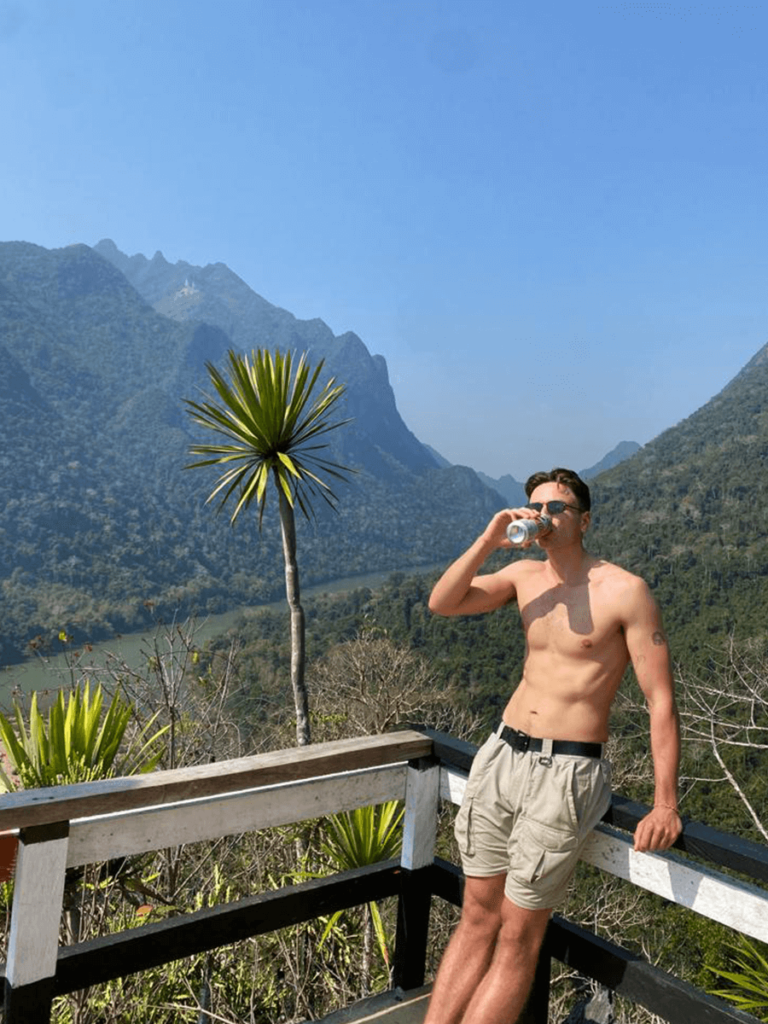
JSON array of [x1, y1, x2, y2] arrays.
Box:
[[0, 731, 432, 831], [440, 766, 467, 807], [581, 824, 768, 944], [67, 764, 407, 866], [319, 985, 431, 1024], [607, 793, 768, 883], [6, 826, 69, 987]]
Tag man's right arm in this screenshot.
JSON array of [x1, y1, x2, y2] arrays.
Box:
[[620, 575, 682, 853], [428, 509, 526, 617]]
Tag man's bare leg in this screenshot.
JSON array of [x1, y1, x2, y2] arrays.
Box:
[[423, 874, 507, 1024], [461, 896, 551, 1024], [424, 874, 551, 1024]]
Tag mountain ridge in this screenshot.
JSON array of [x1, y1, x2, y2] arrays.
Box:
[[0, 239, 500, 663], [94, 238, 438, 480], [588, 335, 768, 663]]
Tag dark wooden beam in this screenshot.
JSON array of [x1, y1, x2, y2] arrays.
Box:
[[393, 866, 433, 990], [547, 915, 760, 1024], [405, 726, 476, 775], [3, 977, 56, 1024], [428, 858, 463, 907], [53, 861, 402, 995]]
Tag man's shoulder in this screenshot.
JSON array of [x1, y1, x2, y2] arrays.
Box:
[[591, 559, 650, 598], [507, 558, 548, 582], [497, 557, 548, 599]]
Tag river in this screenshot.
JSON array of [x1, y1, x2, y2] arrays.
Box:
[[0, 563, 443, 708]]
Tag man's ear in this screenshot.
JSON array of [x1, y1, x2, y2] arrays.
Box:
[[581, 511, 591, 533]]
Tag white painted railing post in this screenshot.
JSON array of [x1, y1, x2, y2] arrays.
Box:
[[401, 758, 440, 871], [394, 755, 440, 990], [5, 822, 70, 1024]]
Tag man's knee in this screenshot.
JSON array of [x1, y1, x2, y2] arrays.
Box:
[[495, 900, 551, 957], [458, 874, 507, 936]]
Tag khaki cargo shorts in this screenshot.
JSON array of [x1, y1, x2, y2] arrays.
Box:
[[454, 727, 612, 910]]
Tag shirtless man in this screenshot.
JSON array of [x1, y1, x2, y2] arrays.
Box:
[[424, 467, 681, 1024]]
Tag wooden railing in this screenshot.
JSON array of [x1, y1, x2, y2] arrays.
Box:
[[0, 728, 766, 1023]]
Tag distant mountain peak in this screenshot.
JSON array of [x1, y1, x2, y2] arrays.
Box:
[[94, 238, 440, 478], [580, 441, 642, 480]]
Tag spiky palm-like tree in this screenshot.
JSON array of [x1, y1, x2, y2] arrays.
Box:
[[185, 348, 351, 746]]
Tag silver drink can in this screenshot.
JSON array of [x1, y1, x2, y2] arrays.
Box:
[[506, 514, 552, 546]]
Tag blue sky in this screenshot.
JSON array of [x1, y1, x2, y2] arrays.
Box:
[[2, 0, 766, 480]]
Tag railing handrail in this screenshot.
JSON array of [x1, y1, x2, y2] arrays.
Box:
[[0, 730, 433, 831]]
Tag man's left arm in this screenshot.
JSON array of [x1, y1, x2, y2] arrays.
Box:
[[622, 578, 682, 853]]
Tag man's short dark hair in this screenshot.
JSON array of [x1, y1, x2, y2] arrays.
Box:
[[524, 467, 591, 512]]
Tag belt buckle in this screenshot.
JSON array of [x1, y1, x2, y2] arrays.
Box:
[[516, 729, 530, 753]]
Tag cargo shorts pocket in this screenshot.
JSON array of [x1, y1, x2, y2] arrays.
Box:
[[454, 796, 475, 856], [508, 817, 580, 900], [454, 735, 500, 857]]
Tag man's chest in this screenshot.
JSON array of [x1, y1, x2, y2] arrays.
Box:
[[516, 578, 624, 655]]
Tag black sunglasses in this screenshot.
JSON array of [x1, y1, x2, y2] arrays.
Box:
[[526, 501, 583, 515]]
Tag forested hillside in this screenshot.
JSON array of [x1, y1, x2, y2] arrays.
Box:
[[0, 241, 504, 666], [3, 241, 767, 1023], [589, 342, 768, 668]]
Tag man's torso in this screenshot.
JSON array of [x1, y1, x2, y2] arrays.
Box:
[[502, 557, 636, 743]]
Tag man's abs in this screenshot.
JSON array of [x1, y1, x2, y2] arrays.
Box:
[[502, 663, 624, 743]]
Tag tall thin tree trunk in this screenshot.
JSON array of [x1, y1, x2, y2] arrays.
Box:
[[278, 490, 311, 746]]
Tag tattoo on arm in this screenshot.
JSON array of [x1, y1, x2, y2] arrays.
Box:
[[652, 631, 667, 646]]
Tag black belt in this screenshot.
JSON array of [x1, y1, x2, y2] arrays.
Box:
[[499, 724, 603, 759]]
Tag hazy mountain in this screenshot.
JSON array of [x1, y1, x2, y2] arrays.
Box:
[[94, 239, 438, 483], [472, 442, 642, 507], [423, 444, 452, 469], [2, 238, 764, 674], [0, 240, 504, 664], [476, 473, 526, 506], [580, 441, 642, 480]]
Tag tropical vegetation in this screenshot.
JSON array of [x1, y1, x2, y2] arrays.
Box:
[[1, 592, 768, 1021], [0, 239, 502, 667], [317, 801, 404, 993], [0, 680, 167, 791]]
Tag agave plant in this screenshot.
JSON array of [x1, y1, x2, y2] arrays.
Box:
[[317, 801, 404, 989], [709, 935, 768, 1020], [0, 681, 168, 791]]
